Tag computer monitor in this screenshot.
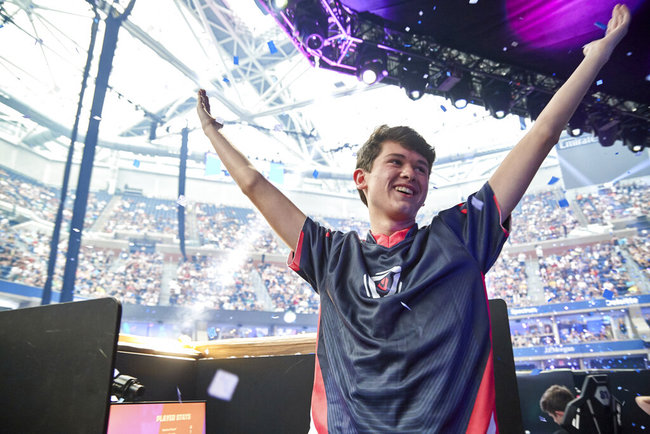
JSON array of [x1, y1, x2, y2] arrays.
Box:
[[107, 401, 206, 433], [0, 298, 121, 434]]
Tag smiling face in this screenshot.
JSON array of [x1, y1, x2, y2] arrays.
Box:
[[354, 140, 430, 234]]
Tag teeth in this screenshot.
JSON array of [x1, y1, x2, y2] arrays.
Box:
[[395, 186, 413, 195]]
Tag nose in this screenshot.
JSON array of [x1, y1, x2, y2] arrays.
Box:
[[400, 165, 415, 179]]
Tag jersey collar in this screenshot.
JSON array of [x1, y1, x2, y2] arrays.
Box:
[[367, 224, 417, 248]]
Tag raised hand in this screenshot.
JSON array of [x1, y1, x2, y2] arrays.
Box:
[[583, 4, 631, 59], [197, 89, 223, 132]]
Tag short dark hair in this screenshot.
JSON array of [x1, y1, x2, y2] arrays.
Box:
[[355, 125, 436, 206], [540, 385, 575, 414]]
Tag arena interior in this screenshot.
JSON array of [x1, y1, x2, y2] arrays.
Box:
[[1, 0, 650, 432]]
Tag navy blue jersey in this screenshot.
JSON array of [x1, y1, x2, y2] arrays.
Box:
[[289, 182, 510, 433]]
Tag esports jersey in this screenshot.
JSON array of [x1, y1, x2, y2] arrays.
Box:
[[288, 182, 510, 433]]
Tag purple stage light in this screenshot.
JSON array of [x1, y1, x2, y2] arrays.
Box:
[[505, 0, 642, 51]]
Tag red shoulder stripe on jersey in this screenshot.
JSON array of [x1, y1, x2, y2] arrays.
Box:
[[465, 351, 497, 433], [466, 273, 499, 433], [287, 230, 305, 272], [311, 307, 328, 433]]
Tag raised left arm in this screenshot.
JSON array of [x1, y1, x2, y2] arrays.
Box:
[[489, 4, 630, 223]]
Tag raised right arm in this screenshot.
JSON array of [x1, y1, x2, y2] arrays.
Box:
[[197, 89, 306, 249]]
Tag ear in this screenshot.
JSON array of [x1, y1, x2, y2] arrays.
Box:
[[353, 168, 367, 191]]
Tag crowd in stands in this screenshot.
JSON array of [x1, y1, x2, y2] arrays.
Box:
[[511, 322, 556, 348], [103, 196, 177, 235], [558, 322, 614, 344], [257, 262, 319, 314], [195, 203, 289, 255], [2, 165, 650, 343], [0, 168, 109, 230], [538, 241, 635, 304], [0, 216, 164, 305], [576, 182, 650, 224], [627, 235, 650, 280], [168, 255, 319, 313], [0, 168, 61, 223], [0, 217, 54, 287], [170, 256, 264, 311], [76, 249, 163, 306], [485, 252, 530, 307], [557, 318, 619, 344], [318, 216, 368, 237], [511, 318, 619, 348], [508, 190, 579, 244]]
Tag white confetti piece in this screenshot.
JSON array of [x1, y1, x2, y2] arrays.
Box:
[[208, 369, 239, 401]]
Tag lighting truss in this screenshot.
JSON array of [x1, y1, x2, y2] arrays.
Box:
[[263, 0, 649, 147]]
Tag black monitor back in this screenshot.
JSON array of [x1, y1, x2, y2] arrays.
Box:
[[489, 298, 525, 434], [0, 298, 121, 434]]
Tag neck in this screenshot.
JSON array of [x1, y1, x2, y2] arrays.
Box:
[[369, 214, 416, 237]]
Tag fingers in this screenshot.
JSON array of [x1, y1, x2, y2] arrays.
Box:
[[607, 6, 619, 31], [604, 3, 630, 43], [610, 3, 630, 30], [198, 89, 211, 115]]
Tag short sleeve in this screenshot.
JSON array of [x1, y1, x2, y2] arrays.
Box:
[[436, 182, 510, 273], [287, 217, 335, 294]]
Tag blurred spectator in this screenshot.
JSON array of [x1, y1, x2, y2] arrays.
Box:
[[508, 190, 579, 244], [486, 252, 530, 307]]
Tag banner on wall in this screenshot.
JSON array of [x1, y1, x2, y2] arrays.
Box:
[[555, 134, 650, 189], [508, 294, 650, 317], [513, 339, 648, 358]]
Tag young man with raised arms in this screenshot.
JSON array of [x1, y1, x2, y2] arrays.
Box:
[[196, 5, 630, 432]]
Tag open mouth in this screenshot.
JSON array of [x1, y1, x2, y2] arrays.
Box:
[[395, 186, 414, 195]]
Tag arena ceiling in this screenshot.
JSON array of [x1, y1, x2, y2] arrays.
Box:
[[0, 0, 646, 196]]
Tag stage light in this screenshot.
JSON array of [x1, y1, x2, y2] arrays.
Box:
[[481, 79, 511, 119], [566, 105, 590, 137], [294, 5, 328, 51], [403, 74, 427, 101], [448, 76, 472, 109], [434, 69, 462, 92], [526, 90, 552, 121], [621, 122, 648, 153], [358, 58, 386, 85], [271, 0, 289, 9], [593, 115, 619, 147], [356, 45, 387, 85], [399, 61, 429, 101]]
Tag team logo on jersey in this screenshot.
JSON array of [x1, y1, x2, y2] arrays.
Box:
[[363, 266, 402, 298]]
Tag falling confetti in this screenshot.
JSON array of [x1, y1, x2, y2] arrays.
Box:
[[207, 369, 239, 401], [594, 21, 607, 30]]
